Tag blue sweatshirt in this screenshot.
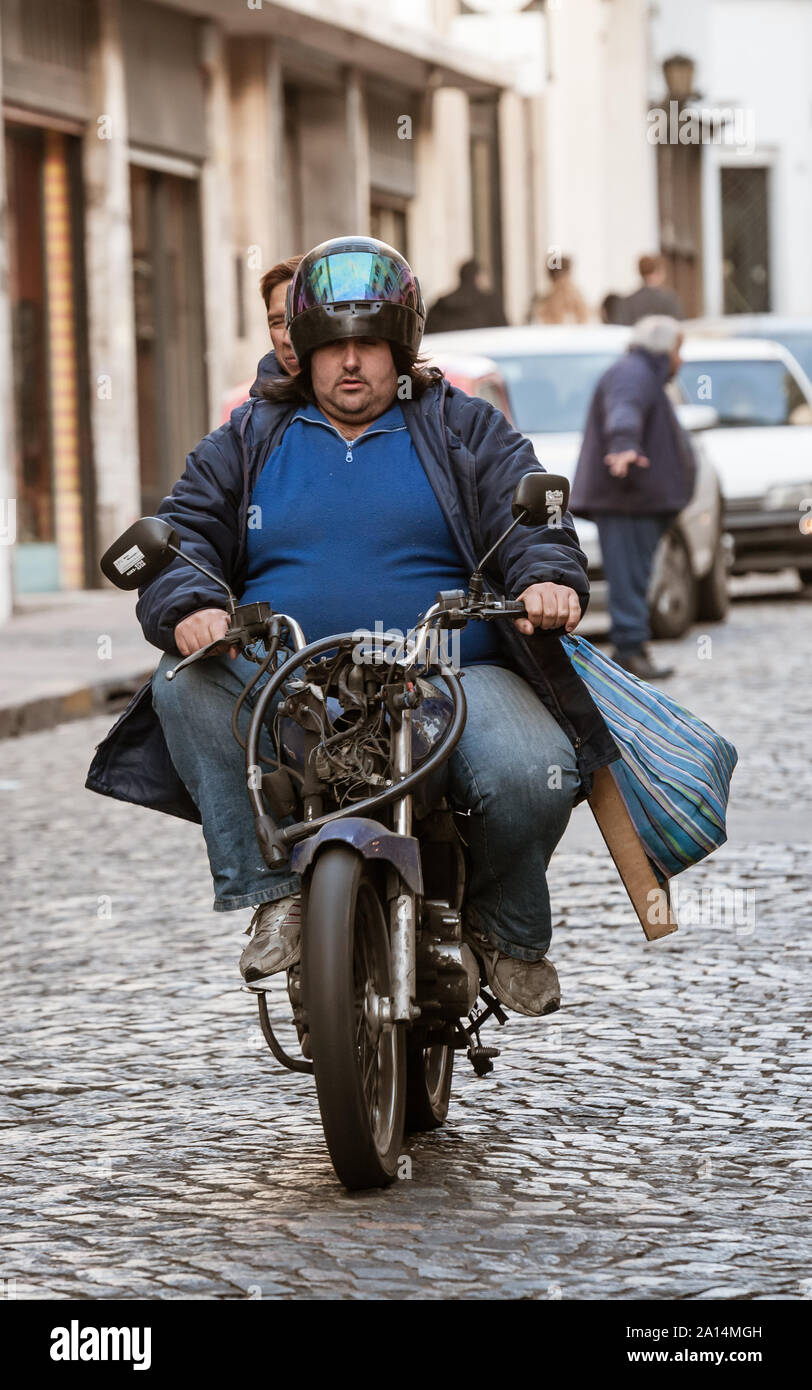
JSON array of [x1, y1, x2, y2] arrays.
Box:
[[239, 401, 501, 664]]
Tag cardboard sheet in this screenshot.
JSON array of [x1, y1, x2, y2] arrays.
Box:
[[587, 764, 678, 940]]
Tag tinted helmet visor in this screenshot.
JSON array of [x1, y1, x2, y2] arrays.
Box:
[[290, 249, 424, 318]]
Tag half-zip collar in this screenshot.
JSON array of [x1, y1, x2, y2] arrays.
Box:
[[292, 400, 407, 463]]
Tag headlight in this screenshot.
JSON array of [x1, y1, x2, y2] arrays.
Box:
[[764, 482, 812, 510]]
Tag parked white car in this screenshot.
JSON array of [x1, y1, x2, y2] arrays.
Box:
[[677, 337, 812, 587], [685, 315, 812, 389], [423, 324, 729, 638]]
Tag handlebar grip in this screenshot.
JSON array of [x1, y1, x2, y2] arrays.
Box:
[[478, 597, 527, 622]]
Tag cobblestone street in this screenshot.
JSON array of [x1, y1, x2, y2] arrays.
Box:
[[2, 592, 811, 1300]]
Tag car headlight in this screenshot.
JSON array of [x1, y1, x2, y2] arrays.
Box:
[[764, 482, 812, 510]]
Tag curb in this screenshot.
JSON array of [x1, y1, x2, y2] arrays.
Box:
[[0, 672, 153, 740]]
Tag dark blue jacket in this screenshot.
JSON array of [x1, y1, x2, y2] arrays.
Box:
[[249, 349, 281, 396], [570, 347, 697, 518], [86, 375, 619, 821]]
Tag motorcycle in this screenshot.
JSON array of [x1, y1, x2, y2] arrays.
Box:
[[101, 471, 571, 1190]]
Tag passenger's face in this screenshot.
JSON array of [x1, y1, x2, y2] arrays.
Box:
[[267, 281, 298, 375], [310, 338, 398, 428]]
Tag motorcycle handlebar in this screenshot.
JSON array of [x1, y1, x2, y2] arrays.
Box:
[[166, 596, 530, 683]]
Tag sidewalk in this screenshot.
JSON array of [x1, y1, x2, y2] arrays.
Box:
[[1, 590, 155, 738]]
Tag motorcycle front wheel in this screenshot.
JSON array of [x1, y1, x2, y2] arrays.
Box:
[[303, 845, 406, 1190]]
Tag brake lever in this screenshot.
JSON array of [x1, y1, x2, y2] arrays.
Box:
[[165, 605, 281, 681], [165, 634, 239, 681]]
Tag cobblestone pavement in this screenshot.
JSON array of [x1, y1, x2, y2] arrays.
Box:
[[2, 594, 811, 1300]]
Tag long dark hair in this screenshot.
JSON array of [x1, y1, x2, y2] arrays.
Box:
[[259, 345, 444, 407]]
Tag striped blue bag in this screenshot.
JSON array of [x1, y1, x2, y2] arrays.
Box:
[[562, 634, 738, 881]]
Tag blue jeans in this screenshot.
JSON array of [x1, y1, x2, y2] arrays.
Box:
[[596, 512, 672, 650], [152, 655, 579, 961]]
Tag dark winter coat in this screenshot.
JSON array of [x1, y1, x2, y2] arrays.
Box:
[[570, 347, 697, 518], [86, 375, 619, 822], [249, 349, 281, 396], [617, 284, 684, 324]]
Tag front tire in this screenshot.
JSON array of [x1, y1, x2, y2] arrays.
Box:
[[303, 846, 406, 1190]]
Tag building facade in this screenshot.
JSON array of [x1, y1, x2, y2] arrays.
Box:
[[0, 0, 657, 611], [649, 0, 812, 319]]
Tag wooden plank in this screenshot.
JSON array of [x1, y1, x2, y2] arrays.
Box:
[[587, 765, 678, 941]]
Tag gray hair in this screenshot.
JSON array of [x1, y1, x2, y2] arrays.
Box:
[[629, 315, 681, 355]]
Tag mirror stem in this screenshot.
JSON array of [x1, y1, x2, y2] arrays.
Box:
[[468, 509, 527, 599], [167, 543, 237, 615]]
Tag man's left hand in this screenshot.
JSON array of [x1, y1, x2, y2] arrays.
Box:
[[514, 582, 582, 636]]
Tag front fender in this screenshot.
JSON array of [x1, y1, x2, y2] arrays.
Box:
[[289, 816, 423, 895]]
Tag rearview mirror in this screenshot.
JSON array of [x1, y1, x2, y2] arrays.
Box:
[[511, 472, 571, 526], [100, 517, 180, 591]]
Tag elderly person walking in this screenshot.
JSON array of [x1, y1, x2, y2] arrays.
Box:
[[570, 316, 697, 681]]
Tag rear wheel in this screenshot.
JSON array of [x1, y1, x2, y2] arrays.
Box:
[[303, 846, 406, 1189], [649, 530, 698, 639], [405, 1037, 454, 1132]]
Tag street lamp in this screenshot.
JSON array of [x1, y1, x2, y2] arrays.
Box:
[[663, 54, 696, 103]]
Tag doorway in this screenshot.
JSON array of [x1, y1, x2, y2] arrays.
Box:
[[5, 122, 92, 591], [720, 165, 771, 314], [130, 165, 209, 515]]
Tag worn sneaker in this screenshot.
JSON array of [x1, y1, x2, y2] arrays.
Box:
[[465, 928, 561, 1018], [240, 896, 301, 982]]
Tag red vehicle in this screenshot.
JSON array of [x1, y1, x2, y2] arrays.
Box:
[[425, 352, 515, 420], [220, 378, 253, 424]]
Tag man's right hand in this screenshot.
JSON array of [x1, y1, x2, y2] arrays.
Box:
[[174, 608, 237, 658], [604, 449, 649, 478]]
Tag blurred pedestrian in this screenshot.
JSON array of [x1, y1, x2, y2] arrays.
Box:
[[569, 316, 697, 681], [600, 292, 625, 325], [617, 254, 684, 325], [529, 257, 589, 325], [426, 259, 507, 333]]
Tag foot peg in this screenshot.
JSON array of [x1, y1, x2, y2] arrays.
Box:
[[458, 988, 506, 1077]]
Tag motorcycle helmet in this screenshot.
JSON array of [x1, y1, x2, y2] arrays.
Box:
[[286, 235, 425, 361]]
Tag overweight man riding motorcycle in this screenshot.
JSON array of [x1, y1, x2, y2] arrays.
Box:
[[88, 235, 618, 1018]]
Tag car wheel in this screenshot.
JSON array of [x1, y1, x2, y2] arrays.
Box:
[[798, 567, 812, 594], [649, 530, 698, 640], [696, 538, 730, 623]]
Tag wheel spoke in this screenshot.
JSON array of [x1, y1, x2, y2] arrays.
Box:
[[362, 1045, 378, 1108]]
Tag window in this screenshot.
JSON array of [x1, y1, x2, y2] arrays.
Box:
[[721, 166, 770, 314], [468, 97, 503, 314], [679, 359, 810, 427], [370, 200, 408, 258], [491, 352, 621, 434]]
